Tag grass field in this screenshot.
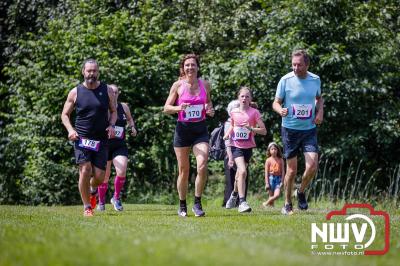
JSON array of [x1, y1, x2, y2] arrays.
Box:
[[0, 199, 398, 266]]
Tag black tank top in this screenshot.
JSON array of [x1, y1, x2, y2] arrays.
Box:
[[110, 103, 127, 143], [115, 103, 127, 128], [75, 82, 109, 140]]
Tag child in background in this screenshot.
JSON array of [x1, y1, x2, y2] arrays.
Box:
[[263, 142, 285, 207]]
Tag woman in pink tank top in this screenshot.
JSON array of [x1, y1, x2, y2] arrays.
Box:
[[223, 87, 267, 213], [163, 54, 214, 217]]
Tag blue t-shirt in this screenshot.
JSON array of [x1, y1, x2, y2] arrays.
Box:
[[275, 71, 321, 130]]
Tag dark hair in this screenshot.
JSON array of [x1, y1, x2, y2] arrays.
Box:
[[292, 49, 310, 65], [237, 86, 253, 99], [267, 143, 283, 158], [179, 54, 200, 78], [82, 58, 98, 71]]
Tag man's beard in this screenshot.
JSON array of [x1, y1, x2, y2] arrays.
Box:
[[85, 76, 98, 84]]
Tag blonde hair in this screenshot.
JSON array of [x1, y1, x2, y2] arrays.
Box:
[[236, 86, 253, 99], [226, 100, 240, 114]]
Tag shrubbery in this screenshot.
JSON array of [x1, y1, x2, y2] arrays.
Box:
[[0, 0, 398, 204]]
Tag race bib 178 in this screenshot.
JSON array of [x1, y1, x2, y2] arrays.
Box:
[[78, 138, 100, 151]]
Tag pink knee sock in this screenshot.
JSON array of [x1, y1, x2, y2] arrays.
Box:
[[114, 176, 126, 199], [98, 183, 108, 205]]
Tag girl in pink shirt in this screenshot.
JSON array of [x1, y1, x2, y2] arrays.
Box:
[[223, 87, 266, 213]]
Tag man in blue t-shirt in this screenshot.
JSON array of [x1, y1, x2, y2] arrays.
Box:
[[273, 49, 324, 215]]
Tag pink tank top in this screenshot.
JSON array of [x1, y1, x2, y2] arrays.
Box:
[[176, 79, 207, 122]]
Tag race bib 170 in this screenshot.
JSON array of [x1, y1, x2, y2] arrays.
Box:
[[184, 104, 204, 120]]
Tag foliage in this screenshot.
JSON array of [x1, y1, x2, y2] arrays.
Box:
[[0, 0, 399, 204]]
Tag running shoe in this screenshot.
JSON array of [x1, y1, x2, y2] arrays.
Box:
[[90, 195, 97, 210], [192, 203, 205, 217], [238, 201, 252, 213], [84, 207, 94, 217], [177, 206, 188, 217], [281, 203, 294, 215], [97, 203, 105, 211], [110, 197, 123, 211], [225, 192, 238, 209], [90, 188, 98, 209], [297, 190, 308, 210]]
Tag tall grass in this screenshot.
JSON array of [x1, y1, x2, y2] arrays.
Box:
[[307, 158, 400, 206], [120, 152, 400, 207]]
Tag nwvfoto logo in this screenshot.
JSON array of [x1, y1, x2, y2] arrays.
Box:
[[310, 203, 390, 255]]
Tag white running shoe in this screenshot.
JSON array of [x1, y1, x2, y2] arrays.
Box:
[[97, 203, 105, 211], [177, 207, 188, 217], [225, 192, 238, 209], [238, 201, 252, 213]]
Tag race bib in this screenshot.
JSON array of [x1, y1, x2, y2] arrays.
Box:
[[292, 104, 312, 119], [184, 104, 204, 120], [233, 126, 250, 140], [78, 138, 100, 151], [114, 126, 124, 139]]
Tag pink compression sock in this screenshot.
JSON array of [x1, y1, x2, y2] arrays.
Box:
[[114, 176, 126, 199], [97, 183, 108, 205]]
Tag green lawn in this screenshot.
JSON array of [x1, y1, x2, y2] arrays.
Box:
[[0, 199, 398, 266]]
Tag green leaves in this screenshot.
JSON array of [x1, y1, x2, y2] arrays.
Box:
[[1, 0, 399, 204]]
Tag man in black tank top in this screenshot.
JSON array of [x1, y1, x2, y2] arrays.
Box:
[[61, 58, 117, 217]]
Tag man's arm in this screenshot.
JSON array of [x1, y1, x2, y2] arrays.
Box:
[[106, 85, 117, 138], [314, 96, 324, 125], [61, 88, 78, 140], [272, 98, 288, 117], [121, 102, 137, 137]]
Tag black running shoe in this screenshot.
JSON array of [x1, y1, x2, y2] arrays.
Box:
[[297, 190, 308, 210]]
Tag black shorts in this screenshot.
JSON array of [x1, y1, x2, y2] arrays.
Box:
[[173, 120, 209, 147], [281, 127, 319, 159], [108, 140, 128, 161], [74, 139, 109, 170], [231, 146, 253, 163]]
